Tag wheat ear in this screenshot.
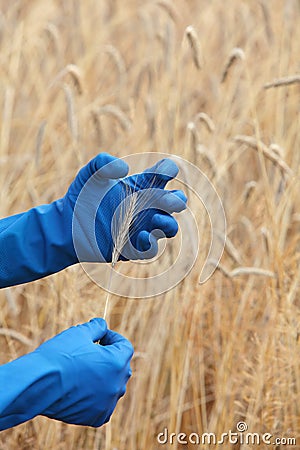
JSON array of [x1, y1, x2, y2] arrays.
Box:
[[185, 26, 202, 70], [103, 171, 160, 321], [264, 75, 300, 89], [103, 183, 138, 321], [221, 47, 245, 83]]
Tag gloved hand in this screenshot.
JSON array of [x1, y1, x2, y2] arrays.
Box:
[[0, 318, 133, 430], [69, 153, 187, 262], [0, 153, 187, 287]]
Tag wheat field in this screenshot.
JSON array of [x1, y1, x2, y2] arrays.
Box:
[[0, 1, 300, 449]]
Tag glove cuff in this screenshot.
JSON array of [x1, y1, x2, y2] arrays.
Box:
[[0, 199, 78, 287], [0, 350, 64, 430]]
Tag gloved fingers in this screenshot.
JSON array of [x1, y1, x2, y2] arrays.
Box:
[[134, 158, 179, 189], [136, 230, 159, 259], [76, 153, 129, 186], [150, 213, 178, 238], [78, 318, 108, 342], [118, 229, 159, 261], [100, 330, 134, 359], [132, 190, 186, 222], [156, 189, 187, 213]]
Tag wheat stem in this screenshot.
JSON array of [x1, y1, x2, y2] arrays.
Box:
[[103, 170, 161, 320], [0, 328, 34, 346], [98, 104, 132, 132], [264, 75, 300, 89], [221, 47, 245, 83], [185, 26, 202, 70], [103, 266, 115, 322], [234, 135, 293, 177]]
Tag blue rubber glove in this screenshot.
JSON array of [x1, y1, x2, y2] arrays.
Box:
[[0, 318, 133, 430], [71, 154, 187, 262], [0, 153, 187, 287]]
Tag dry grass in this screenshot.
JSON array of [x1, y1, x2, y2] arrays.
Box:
[[0, 0, 300, 449]]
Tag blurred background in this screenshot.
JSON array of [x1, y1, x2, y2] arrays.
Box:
[[0, 0, 299, 448]]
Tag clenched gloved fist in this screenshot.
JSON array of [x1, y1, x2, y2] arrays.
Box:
[[0, 318, 133, 430], [0, 153, 187, 287]]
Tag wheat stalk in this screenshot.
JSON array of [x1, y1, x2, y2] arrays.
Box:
[[221, 47, 245, 83], [90, 108, 103, 145], [234, 135, 293, 177], [211, 259, 276, 279], [185, 26, 202, 70], [0, 328, 34, 346], [103, 44, 127, 88], [111, 186, 139, 267], [63, 84, 78, 142], [134, 63, 153, 98], [98, 104, 132, 132], [194, 112, 216, 133], [35, 121, 47, 167], [186, 121, 198, 155], [264, 74, 300, 89], [145, 97, 156, 139], [243, 180, 257, 202], [50, 64, 83, 94], [4, 288, 18, 315], [186, 127, 217, 174], [103, 184, 138, 321], [214, 231, 244, 265], [103, 171, 160, 321], [196, 144, 217, 176], [44, 23, 62, 62], [156, 0, 179, 23], [0, 86, 14, 157]]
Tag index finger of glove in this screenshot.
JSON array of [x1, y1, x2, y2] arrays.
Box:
[[156, 189, 187, 213], [138, 158, 179, 189], [77, 318, 108, 342]]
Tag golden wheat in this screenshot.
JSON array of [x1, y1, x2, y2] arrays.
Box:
[[0, 1, 299, 449]]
